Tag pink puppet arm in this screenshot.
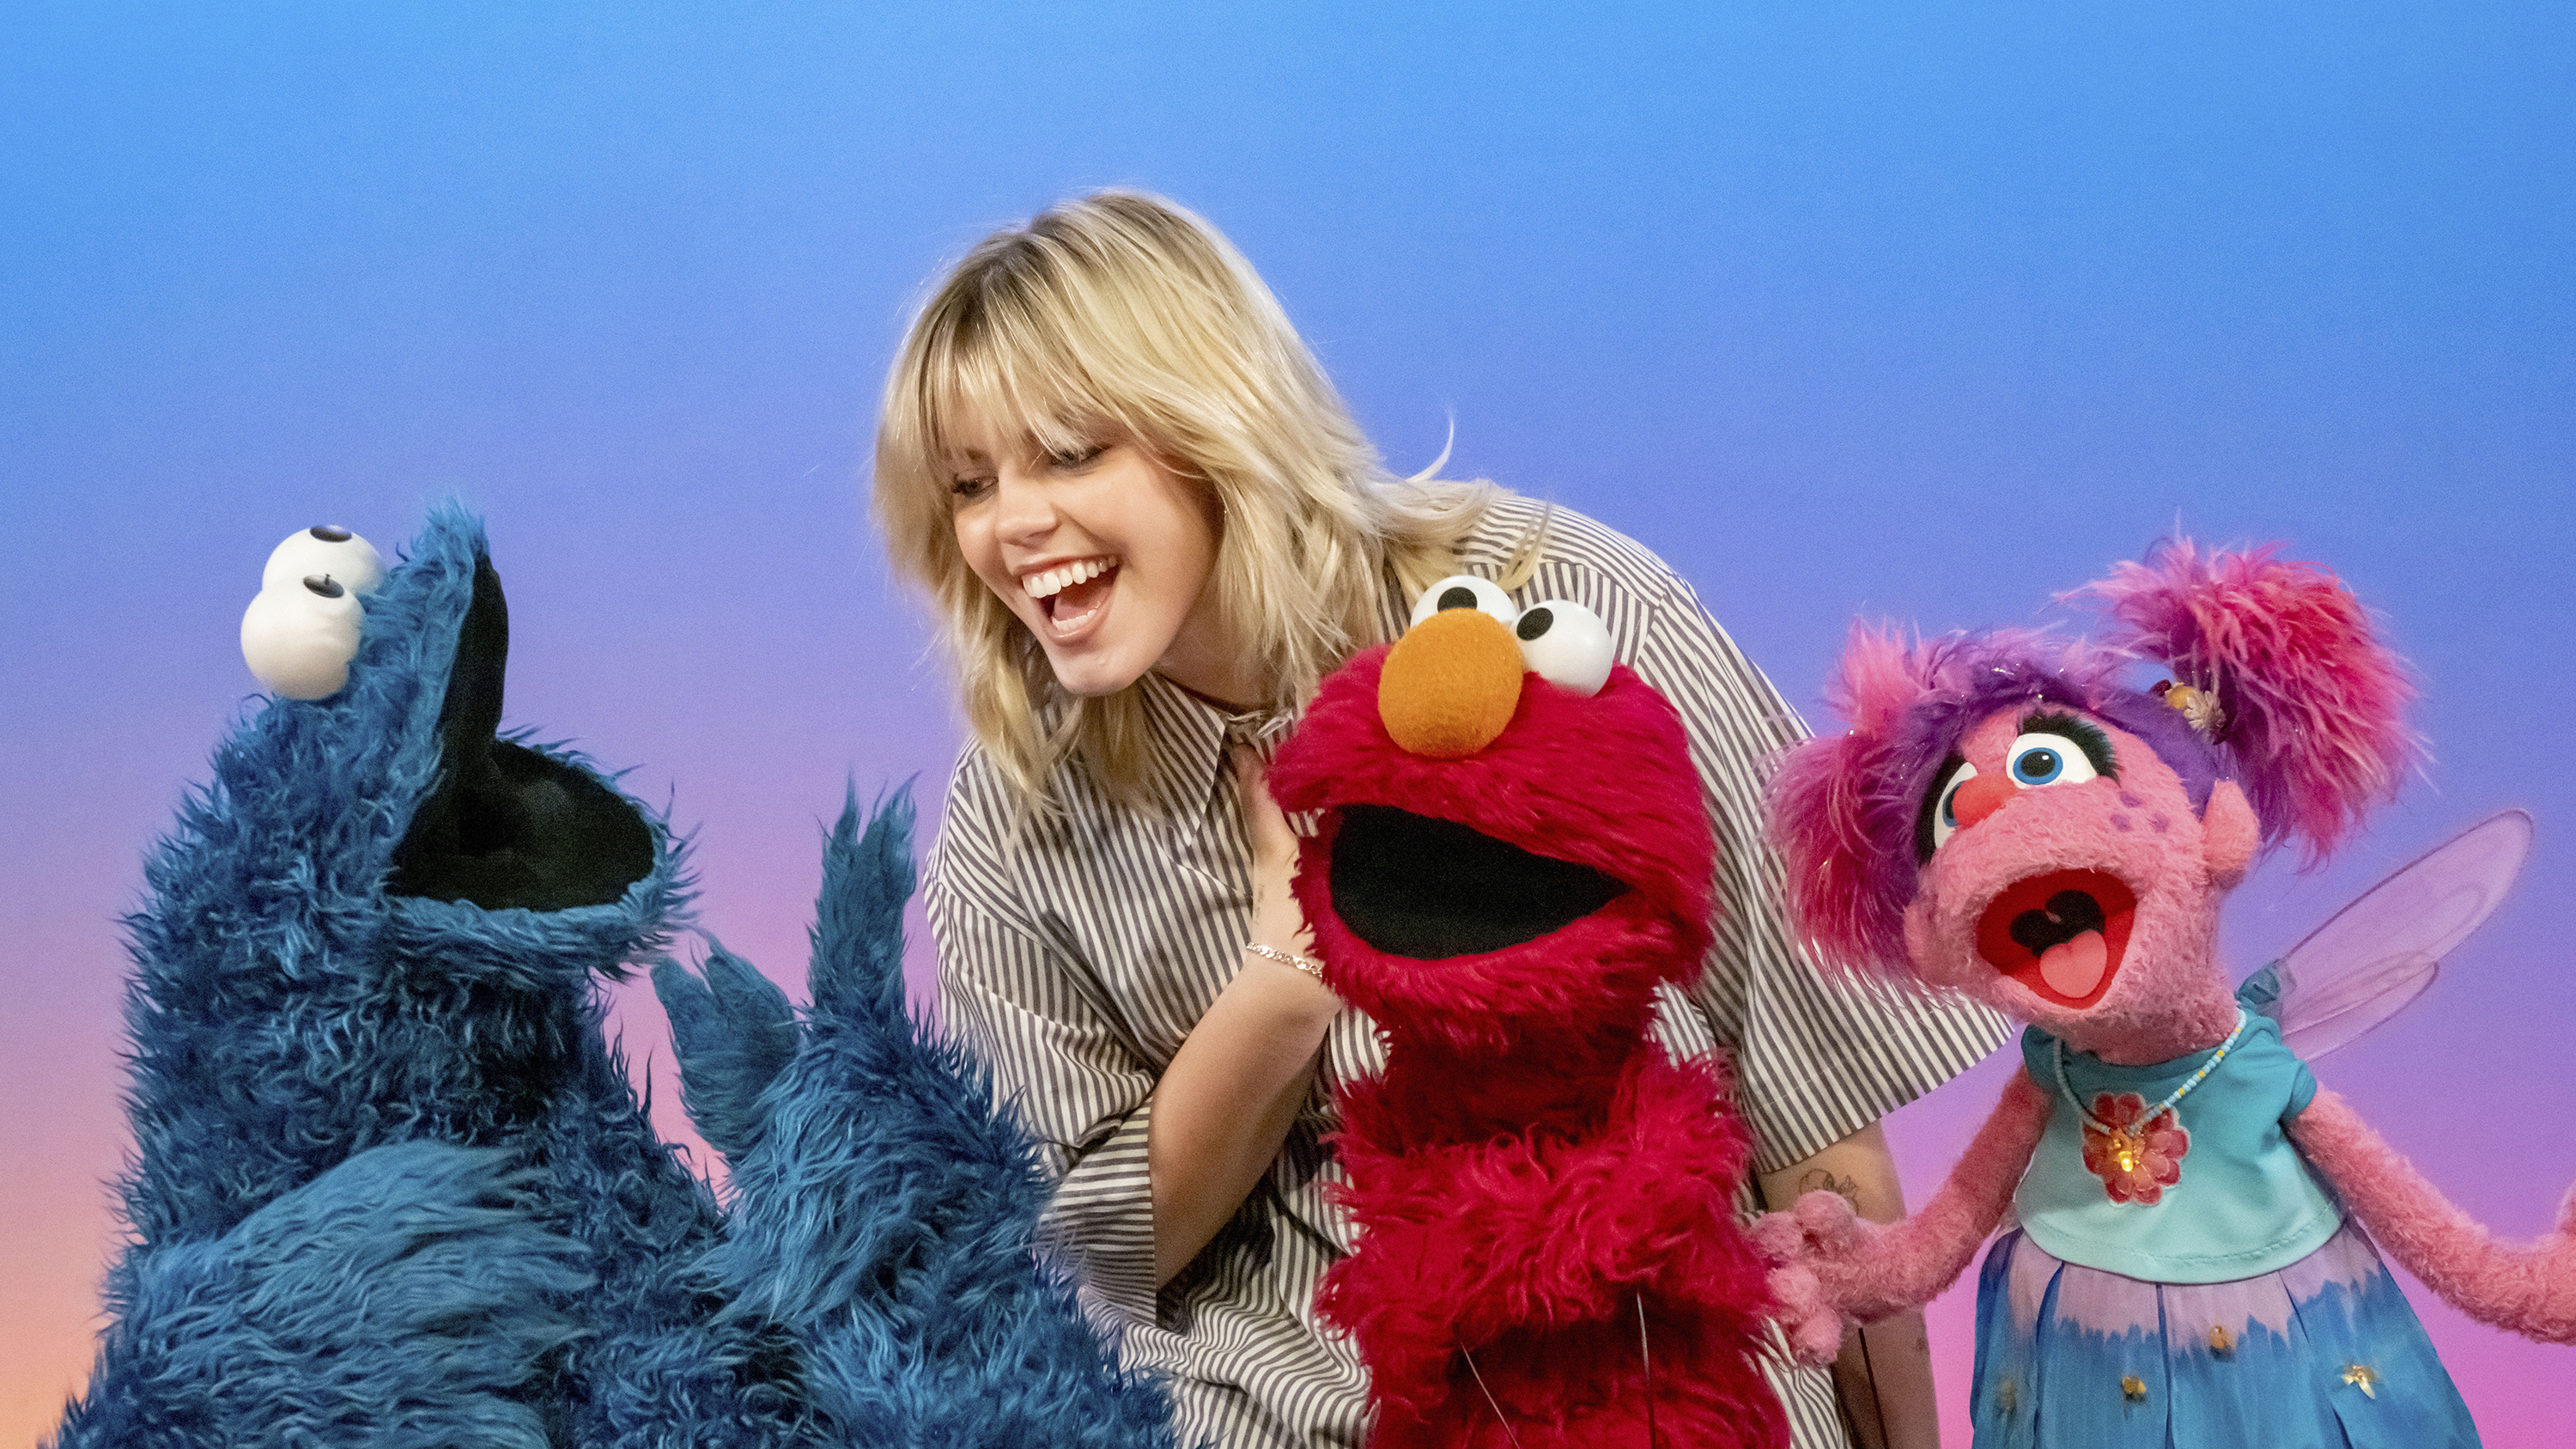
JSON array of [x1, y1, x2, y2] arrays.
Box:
[[2290, 1087, 2576, 1342], [1750, 1069, 2054, 1365]]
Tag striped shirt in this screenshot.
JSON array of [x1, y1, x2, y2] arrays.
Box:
[[928, 494, 2008, 1449]]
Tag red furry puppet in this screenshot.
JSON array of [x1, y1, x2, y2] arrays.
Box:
[[1267, 576, 1784, 1449], [1753, 541, 2576, 1447]]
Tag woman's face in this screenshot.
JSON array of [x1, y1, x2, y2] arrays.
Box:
[[949, 414, 1249, 704]]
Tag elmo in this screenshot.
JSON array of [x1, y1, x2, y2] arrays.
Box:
[[1268, 577, 1785, 1449]]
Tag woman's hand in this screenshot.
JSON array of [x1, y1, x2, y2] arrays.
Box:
[[1145, 746, 1341, 1285], [1236, 744, 1317, 964]]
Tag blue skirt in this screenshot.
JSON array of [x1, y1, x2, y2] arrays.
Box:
[[1969, 1218, 2479, 1448]]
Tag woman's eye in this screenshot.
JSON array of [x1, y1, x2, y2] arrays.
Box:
[[1048, 443, 1107, 470], [1514, 599, 1613, 697], [2006, 733, 2101, 788], [1929, 760, 1978, 851], [950, 475, 995, 500], [1407, 574, 1518, 631]]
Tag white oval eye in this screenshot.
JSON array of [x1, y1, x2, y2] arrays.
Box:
[[1407, 574, 1517, 630], [1928, 759, 1978, 852], [2005, 733, 2102, 790], [262, 526, 386, 596], [241, 575, 365, 699], [1513, 600, 1613, 697]]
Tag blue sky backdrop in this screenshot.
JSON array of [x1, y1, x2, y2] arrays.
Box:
[[5, 3, 2571, 1440]]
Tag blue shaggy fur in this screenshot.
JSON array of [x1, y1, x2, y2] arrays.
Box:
[[52, 507, 1172, 1448], [654, 794, 1178, 1449]]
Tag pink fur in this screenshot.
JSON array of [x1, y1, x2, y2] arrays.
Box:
[[2291, 1090, 2576, 1342], [1756, 538, 2574, 1424], [1753, 1071, 2054, 1361], [1767, 624, 2138, 981], [2084, 539, 2422, 864], [1898, 712, 2241, 1062]]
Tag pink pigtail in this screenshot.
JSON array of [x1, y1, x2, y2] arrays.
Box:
[[2085, 539, 2421, 864], [1767, 624, 1928, 980]]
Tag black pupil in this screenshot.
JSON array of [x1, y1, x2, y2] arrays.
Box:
[[1437, 586, 1478, 612], [302, 574, 345, 599], [310, 525, 352, 542], [2019, 750, 2058, 780], [1516, 607, 1553, 641]]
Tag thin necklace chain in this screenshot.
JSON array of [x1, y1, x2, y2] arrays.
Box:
[[2054, 1009, 2249, 1135]]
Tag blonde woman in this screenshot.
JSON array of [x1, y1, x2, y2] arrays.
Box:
[[873, 191, 2004, 1449]]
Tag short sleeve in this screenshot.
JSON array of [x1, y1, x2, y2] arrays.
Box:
[[1629, 562, 2011, 1173], [928, 757, 1164, 1326]]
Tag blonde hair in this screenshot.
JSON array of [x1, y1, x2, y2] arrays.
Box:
[[875, 191, 1507, 807]]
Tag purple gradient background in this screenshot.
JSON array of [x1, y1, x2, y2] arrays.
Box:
[[4, 3, 2571, 1443]]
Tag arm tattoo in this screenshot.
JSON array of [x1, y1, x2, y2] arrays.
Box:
[[1797, 1168, 1862, 1211]]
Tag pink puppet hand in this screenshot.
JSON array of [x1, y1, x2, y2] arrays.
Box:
[[1749, 1190, 1880, 1366]]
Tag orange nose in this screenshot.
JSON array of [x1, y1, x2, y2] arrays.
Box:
[[1951, 771, 2016, 830], [1378, 608, 1524, 758]]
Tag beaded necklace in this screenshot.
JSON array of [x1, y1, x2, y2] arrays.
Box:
[[2053, 1010, 2249, 1176]]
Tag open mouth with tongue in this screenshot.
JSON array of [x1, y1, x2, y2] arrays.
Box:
[[1029, 560, 1120, 636], [1973, 869, 2138, 1008]]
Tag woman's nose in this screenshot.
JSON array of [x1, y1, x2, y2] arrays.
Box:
[[993, 470, 1057, 543], [1377, 608, 1524, 758]]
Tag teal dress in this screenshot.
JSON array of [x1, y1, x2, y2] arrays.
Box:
[[1969, 980, 2480, 1447]]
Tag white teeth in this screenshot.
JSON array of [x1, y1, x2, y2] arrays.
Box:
[[1023, 557, 1115, 599]]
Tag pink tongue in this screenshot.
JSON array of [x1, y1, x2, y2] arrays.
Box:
[[2038, 931, 2109, 999]]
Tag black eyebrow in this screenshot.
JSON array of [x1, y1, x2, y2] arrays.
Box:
[[2021, 710, 2118, 780]]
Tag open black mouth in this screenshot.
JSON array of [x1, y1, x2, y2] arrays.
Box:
[[388, 554, 656, 913], [1327, 804, 1628, 959]]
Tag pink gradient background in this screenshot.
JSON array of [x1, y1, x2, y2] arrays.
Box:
[[4, 4, 2571, 1445]]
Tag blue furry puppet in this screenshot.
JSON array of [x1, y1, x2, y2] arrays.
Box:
[[49, 508, 1175, 1449]]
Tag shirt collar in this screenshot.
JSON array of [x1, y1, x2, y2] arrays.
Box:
[[1133, 671, 1298, 824]]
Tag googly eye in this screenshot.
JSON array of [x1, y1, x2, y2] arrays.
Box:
[[2006, 733, 2102, 789], [1407, 574, 1517, 630], [1928, 760, 1978, 852], [1512, 600, 1613, 697], [241, 575, 365, 699], [262, 526, 386, 596]]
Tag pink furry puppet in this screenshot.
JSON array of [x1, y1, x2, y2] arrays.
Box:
[[1752, 540, 2576, 1447], [1267, 579, 1785, 1449]]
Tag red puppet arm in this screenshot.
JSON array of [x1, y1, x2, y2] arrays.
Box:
[[1753, 1070, 2055, 1363], [2289, 1088, 2576, 1342]]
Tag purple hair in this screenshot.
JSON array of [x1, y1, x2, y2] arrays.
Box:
[[1768, 541, 2414, 981]]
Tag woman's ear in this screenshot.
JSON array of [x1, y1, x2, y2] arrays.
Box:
[[2202, 780, 2260, 888]]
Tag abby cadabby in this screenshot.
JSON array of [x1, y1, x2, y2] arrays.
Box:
[[1752, 541, 2576, 1447]]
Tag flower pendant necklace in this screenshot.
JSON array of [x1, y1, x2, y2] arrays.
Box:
[[2054, 1010, 2247, 1205]]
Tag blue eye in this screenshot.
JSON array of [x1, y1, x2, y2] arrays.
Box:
[[2005, 733, 2100, 790]]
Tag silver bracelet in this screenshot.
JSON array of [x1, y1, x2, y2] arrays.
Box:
[[1243, 941, 1325, 980]]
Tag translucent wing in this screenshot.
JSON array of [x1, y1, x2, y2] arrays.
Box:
[[2241, 809, 2532, 1061]]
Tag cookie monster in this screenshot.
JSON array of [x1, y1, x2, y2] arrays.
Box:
[[47, 507, 1172, 1449]]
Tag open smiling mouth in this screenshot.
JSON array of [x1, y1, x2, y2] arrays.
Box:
[[1328, 804, 1629, 959], [1973, 869, 2138, 1008], [1030, 563, 1120, 633]]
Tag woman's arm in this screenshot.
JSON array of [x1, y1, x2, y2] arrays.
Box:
[[1146, 746, 1340, 1283], [1756, 1123, 1938, 1449], [1754, 1075, 2050, 1449]]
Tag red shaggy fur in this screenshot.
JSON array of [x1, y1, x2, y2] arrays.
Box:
[[1271, 648, 1786, 1449]]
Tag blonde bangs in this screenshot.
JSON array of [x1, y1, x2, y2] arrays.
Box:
[[873, 192, 1499, 812]]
